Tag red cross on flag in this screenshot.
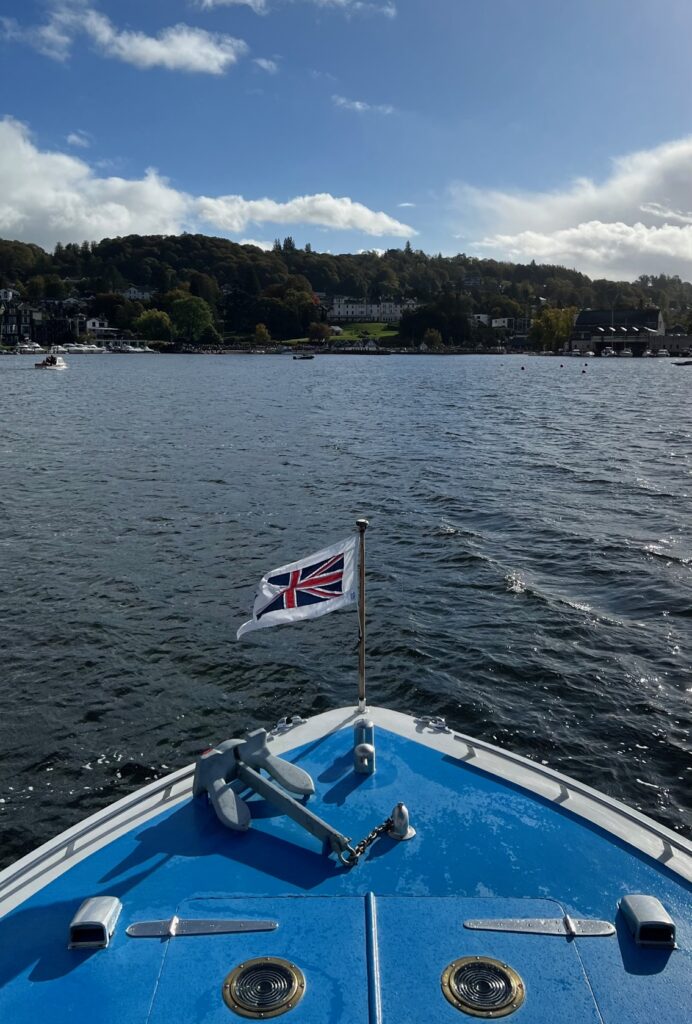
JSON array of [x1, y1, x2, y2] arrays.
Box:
[[237, 535, 357, 639]]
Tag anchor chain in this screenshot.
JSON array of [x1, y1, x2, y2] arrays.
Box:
[[342, 815, 394, 867]]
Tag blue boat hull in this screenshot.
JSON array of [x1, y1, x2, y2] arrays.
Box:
[[1, 707, 690, 1022]]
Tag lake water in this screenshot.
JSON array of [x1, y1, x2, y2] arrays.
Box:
[[1, 353, 690, 866]]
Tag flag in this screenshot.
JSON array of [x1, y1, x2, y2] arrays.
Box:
[[237, 535, 357, 639]]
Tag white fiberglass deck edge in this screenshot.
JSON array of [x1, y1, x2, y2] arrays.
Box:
[[1, 705, 690, 918]]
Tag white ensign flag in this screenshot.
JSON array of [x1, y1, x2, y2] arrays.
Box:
[[237, 535, 357, 639]]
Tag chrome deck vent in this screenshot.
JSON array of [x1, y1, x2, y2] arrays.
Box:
[[223, 957, 305, 1018], [441, 956, 525, 1017]]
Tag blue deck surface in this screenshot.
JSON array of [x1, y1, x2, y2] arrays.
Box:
[[1, 726, 690, 1022]]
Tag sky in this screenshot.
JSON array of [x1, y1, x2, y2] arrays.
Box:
[[2, 0, 692, 280]]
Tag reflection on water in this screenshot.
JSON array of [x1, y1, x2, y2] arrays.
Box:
[[0, 353, 690, 865]]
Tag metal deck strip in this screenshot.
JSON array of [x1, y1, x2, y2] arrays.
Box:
[[365, 892, 383, 1024]]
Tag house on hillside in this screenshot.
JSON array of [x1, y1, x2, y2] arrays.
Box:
[[121, 286, 154, 301]]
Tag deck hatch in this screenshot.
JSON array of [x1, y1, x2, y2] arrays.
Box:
[[222, 957, 305, 1018], [441, 957, 524, 1018]]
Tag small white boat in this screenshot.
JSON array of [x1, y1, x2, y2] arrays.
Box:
[[642, 349, 654, 358], [601, 346, 616, 357], [584, 351, 595, 358], [656, 348, 670, 358], [35, 354, 67, 370], [619, 348, 633, 357]]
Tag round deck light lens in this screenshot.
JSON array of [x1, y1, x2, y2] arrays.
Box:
[[223, 957, 306, 1018], [441, 956, 525, 1017]]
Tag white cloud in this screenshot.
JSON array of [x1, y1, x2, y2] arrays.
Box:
[[312, 0, 396, 16], [66, 129, 91, 148], [454, 136, 692, 279], [82, 11, 248, 73], [196, 192, 413, 236], [332, 94, 394, 115], [0, 117, 415, 248], [196, 0, 396, 14], [9, 3, 249, 74], [254, 57, 278, 73], [397, 201, 415, 208], [240, 238, 273, 250], [196, 0, 267, 11]]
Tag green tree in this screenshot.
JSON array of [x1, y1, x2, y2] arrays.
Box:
[[529, 307, 577, 351], [254, 323, 271, 345], [199, 323, 223, 347], [308, 322, 331, 343], [133, 309, 172, 341], [189, 271, 220, 308], [423, 327, 443, 349], [171, 296, 213, 344]]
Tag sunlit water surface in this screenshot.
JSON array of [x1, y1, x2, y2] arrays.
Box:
[[1, 353, 690, 866]]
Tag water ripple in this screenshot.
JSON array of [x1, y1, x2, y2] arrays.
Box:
[[0, 353, 690, 865]]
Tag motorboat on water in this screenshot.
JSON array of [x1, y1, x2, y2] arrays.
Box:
[[619, 348, 633, 357], [293, 352, 315, 360], [601, 346, 616, 357], [656, 348, 671, 357], [1, 522, 690, 1023], [34, 353, 67, 370]]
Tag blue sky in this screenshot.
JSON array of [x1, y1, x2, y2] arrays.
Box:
[[2, 0, 692, 279]]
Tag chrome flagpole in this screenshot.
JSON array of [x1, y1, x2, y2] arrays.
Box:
[[356, 518, 368, 711]]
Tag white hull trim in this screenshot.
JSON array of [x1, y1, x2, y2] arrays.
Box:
[[1, 706, 691, 918]]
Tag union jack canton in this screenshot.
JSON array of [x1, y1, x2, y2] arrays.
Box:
[[237, 535, 357, 639]]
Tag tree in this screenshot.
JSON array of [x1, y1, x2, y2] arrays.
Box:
[[529, 306, 577, 351], [189, 271, 220, 308], [171, 296, 213, 344], [133, 309, 172, 341], [254, 323, 271, 345], [199, 323, 223, 347], [423, 328, 443, 349], [308, 322, 331, 343]]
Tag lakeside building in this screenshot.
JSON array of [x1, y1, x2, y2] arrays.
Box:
[[490, 316, 533, 333], [327, 296, 419, 322], [571, 308, 664, 354], [0, 301, 36, 342]]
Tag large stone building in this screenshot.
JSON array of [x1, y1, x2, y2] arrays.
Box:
[[327, 296, 419, 323]]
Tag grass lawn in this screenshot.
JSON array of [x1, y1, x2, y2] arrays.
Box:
[[334, 321, 399, 341]]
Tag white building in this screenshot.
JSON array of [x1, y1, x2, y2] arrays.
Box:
[[328, 297, 419, 322], [0, 288, 19, 302], [471, 314, 490, 327], [86, 317, 119, 340], [121, 286, 154, 301]]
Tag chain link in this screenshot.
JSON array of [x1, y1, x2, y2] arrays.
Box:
[[343, 816, 393, 866]]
